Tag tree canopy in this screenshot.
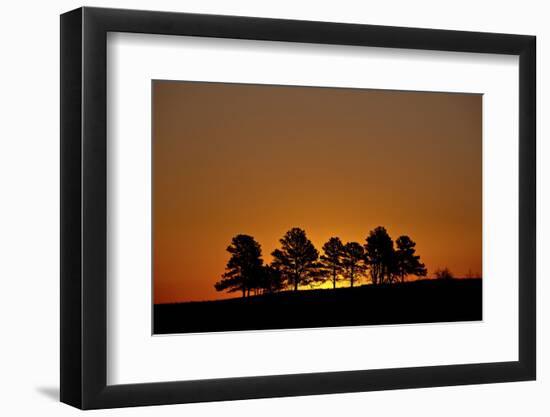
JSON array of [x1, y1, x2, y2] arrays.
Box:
[[214, 234, 263, 297], [214, 226, 429, 296], [364, 226, 395, 285], [394, 235, 427, 282], [271, 227, 320, 291], [320, 237, 344, 289], [257, 264, 285, 294], [341, 241, 366, 287]]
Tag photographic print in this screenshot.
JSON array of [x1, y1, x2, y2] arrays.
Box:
[[152, 81, 482, 334]]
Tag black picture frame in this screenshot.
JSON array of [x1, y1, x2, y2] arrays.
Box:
[[60, 6, 536, 410]]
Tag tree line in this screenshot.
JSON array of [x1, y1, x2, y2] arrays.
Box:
[[214, 226, 429, 298]]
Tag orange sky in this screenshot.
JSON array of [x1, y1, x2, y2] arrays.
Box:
[[153, 81, 482, 304]]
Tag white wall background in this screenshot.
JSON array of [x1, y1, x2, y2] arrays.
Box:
[[0, 0, 545, 415]]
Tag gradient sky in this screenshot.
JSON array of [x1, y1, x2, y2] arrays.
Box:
[[153, 81, 482, 304]]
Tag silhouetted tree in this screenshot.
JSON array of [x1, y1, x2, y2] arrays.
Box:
[[394, 235, 427, 282], [271, 227, 319, 291], [258, 264, 285, 294], [320, 237, 345, 289], [341, 242, 366, 287], [364, 226, 395, 285], [434, 267, 454, 280], [214, 234, 263, 297]]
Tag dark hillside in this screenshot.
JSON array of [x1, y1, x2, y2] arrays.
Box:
[[154, 278, 482, 334]]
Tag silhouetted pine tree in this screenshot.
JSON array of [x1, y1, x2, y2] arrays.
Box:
[[341, 241, 366, 287], [271, 227, 319, 291], [214, 234, 263, 297], [394, 235, 427, 282], [364, 226, 395, 285], [320, 237, 345, 289]]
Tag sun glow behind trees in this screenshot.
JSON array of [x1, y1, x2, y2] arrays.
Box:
[[153, 81, 482, 303], [214, 226, 431, 298]]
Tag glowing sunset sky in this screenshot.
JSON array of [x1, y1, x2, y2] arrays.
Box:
[[153, 81, 482, 304]]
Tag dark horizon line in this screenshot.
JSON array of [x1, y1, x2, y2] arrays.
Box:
[[155, 276, 482, 305]]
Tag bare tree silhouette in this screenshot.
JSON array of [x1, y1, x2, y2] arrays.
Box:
[[320, 237, 345, 289], [434, 267, 454, 280], [394, 235, 427, 282], [271, 227, 319, 291], [214, 234, 263, 297]]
